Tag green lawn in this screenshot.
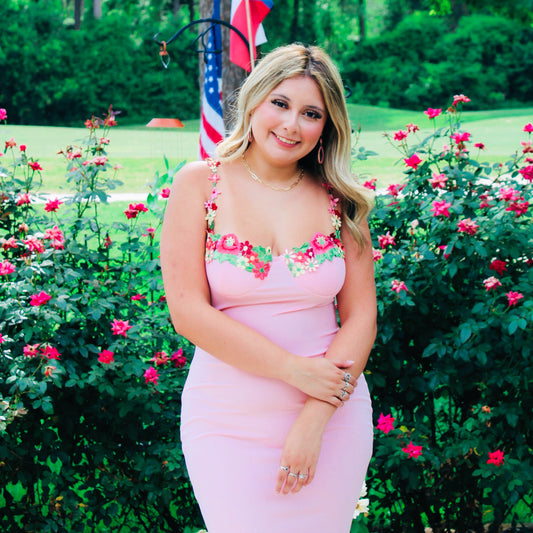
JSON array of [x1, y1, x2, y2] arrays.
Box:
[[2, 106, 531, 193]]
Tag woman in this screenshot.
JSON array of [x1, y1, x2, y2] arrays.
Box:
[[160, 44, 376, 533]]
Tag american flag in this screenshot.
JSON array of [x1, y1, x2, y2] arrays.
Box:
[[230, 0, 273, 72], [199, 0, 225, 160]]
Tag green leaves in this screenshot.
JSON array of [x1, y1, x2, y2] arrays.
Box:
[[367, 102, 532, 530], [0, 116, 200, 531]]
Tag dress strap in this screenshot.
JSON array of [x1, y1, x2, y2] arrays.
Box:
[[323, 183, 342, 238], [205, 158, 221, 231]]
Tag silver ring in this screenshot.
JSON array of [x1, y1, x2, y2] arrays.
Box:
[[342, 383, 348, 392], [288, 472, 298, 478], [344, 372, 351, 383], [298, 474, 307, 479], [279, 466, 289, 472], [340, 390, 346, 398]]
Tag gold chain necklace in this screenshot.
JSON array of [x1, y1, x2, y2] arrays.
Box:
[[242, 155, 304, 192]]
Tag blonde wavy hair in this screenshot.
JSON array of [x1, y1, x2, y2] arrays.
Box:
[[216, 43, 374, 248]]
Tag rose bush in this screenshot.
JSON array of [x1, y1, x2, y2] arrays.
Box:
[[0, 109, 201, 531], [362, 98, 532, 532]]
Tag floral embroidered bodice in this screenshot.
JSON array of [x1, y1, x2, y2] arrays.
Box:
[[204, 159, 345, 279]]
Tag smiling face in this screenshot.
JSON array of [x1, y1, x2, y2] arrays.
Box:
[[248, 76, 327, 167]]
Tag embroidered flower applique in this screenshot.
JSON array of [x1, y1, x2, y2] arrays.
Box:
[[204, 159, 344, 279], [282, 231, 344, 277]]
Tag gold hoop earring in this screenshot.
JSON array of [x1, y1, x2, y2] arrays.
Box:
[[317, 137, 324, 164], [248, 125, 253, 143]]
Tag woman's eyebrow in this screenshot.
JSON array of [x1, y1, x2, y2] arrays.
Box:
[[270, 93, 325, 114]]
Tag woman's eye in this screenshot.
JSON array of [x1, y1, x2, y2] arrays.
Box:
[[305, 110, 322, 120], [271, 99, 287, 108]]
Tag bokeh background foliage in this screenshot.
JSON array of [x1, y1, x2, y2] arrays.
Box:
[[0, 0, 199, 126], [1, 0, 533, 126]]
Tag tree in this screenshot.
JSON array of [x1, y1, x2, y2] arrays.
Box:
[[74, 0, 84, 29], [93, 0, 102, 18], [356, 0, 365, 41]]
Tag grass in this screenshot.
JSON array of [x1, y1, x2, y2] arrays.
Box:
[[2, 106, 532, 193]]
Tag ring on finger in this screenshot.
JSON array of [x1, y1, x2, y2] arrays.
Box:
[[340, 389, 347, 398], [344, 372, 351, 383], [279, 466, 289, 472], [298, 474, 307, 479], [288, 472, 298, 478]]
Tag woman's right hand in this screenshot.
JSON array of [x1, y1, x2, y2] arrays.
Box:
[[284, 356, 356, 407]]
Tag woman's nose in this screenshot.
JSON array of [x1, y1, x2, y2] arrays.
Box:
[[282, 111, 299, 132]]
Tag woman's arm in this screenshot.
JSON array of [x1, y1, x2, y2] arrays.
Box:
[[276, 220, 377, 494], [160, 162, 354, 406]]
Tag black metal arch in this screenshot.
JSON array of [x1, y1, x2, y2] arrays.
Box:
[[153, 18, 250, 68]]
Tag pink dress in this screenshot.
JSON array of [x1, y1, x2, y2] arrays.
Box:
[[181, 160, 373, 533]]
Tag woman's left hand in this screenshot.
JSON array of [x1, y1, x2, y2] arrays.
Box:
[[275, 416, 323, 495]]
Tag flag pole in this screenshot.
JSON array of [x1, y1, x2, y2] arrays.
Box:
[[244, 0, 255, 70]]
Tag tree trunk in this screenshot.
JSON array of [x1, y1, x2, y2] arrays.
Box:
[[172, 0, 181, 16], [93, 0, 102, 19], [356, 0, 366, 40], [187, 0, 194, 22], [74, 0, 84, 29], [199, 0, 247, 132], [290, 0, 300, 42]]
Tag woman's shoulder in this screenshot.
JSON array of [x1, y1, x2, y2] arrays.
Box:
[[176, 160, 215, 181], [172, 160, 218, 194]]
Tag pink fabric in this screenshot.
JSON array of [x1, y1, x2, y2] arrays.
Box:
[[181, 251, 373, 532]]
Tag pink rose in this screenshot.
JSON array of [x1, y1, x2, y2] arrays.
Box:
[[30, 291, 52, 306], [428, 173, 448, 189], [144, 366, 159, 385], [171, 348, 187, 368], [487, 449, 504, 466], [402, 442, 423, 459], [0, 260, 15, 276], [431, 200, 452, 217], [378, 232, 395, 249], [424, 108, 442, 119], [391, 280, 408, 293], [393, 130, 407, 141], [98, 349, 114, 364], [376, 413, 395, 434], [483, 277, 501, 291], [404, 153, 423, 170], [506, 291, 524, 307], [111, 319, 132, 337], [45, 198, 63, 213], [457, 218, 479, 235], [452, 94, 471, 105]]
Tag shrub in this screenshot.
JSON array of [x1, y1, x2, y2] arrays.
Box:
[[343, 14, 533, 110], [0, 108, 202, 531], [362, 99, 533, 531], [0, 2, 199, 126]]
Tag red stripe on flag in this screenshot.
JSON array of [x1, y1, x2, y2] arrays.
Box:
[[201, 112, 224, 144]]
